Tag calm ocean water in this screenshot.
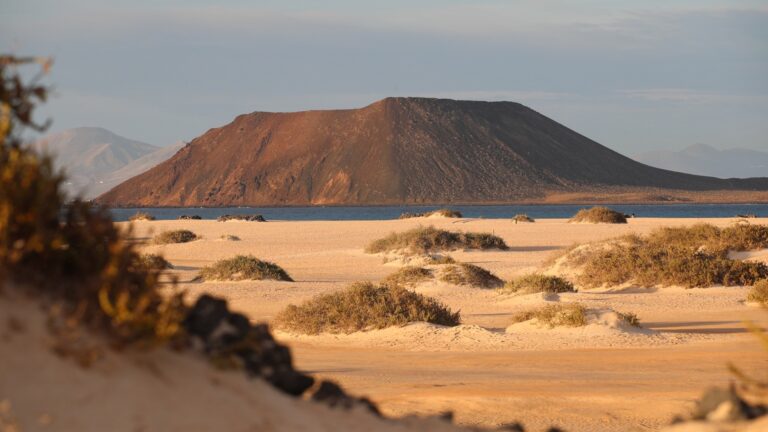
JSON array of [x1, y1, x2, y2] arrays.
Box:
[[108, 204, 768, 222]]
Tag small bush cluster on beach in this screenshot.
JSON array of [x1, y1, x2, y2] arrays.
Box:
[[365, 226, 508, 255], [513, 214, 535, 223], [561, 224, 768, 288], [137, 253, 173, 270], [129, 211, 155, 221], [439, 263, 504, 288], [510, 303, 588, 328], [219, 234, 241, 241], [399, 208, 463, 219], [217, 214, 266, 222], [274, 282, 460, 334], [383, 266, 433, 286], [501, 274, 575, 294], [153, 229, 199, 244], [747, 280, 768, 305], [570, 207, 627, 224], [178, 215, 201, 220], [199, 255, 293, 281]]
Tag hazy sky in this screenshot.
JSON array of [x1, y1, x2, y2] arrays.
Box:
[[2, 0, 767, 155]]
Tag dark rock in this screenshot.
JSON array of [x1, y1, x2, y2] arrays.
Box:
[[310, 380, 380, 415], [183, 295, 229, 340]]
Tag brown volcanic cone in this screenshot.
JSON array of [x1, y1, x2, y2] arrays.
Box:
[[97, 97, 768, 206]]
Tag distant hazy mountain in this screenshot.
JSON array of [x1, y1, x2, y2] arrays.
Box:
[[33, 127, 182, 199], [634, 144, 768, 179]]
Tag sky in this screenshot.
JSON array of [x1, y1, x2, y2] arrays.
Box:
[[2, 0, 767, 156]]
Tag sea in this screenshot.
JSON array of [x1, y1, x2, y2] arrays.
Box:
[[108, 204, 768, 222]]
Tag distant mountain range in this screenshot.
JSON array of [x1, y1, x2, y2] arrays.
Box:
[[33, 127, 184, 199], [96, 97, 768, 207], [633, 144, 768, 179]]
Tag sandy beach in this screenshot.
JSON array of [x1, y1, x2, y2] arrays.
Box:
[[123, 217, 768, 432]]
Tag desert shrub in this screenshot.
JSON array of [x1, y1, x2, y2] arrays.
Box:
[[153, 229, 198, 244], [383, 266, 433, 286], [576, 232, 768, 288], [426, 254, 456, 265], [440, 263, 503, 288], [199, 255, 293, 281], [274, 282, 460, 334], [0, 56, 185, 344], [217, 214, 266, 222], [137, 253, 173, 270], [129, 211, 155, 221], [178, 215, 201, 220], [366, 226, 508, 255], [510, 303, 588, 328], [747, 280, 768, 305], [513, 214, 535, 223], [220, 234, 241, 241], [570, 207, 627, 224], [501, 274, 575, 294], [617, 311, 642, 327], [399, 208, 462, 219]]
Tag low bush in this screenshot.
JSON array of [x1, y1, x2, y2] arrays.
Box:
[[178, 215, 201, 220], [399, 208, 463, 219], [747, 280, 768, 305], [513, 214, 535, 223], [220, 234, 241, 241], [510, 303, 588, 328], [383, 266, 433, 286], [366, 226, 508, 255], [153, 229, 198, 244], [274, 282, 460, 334], [426, 255, 456, 265], [137, 253, 173, 270], [129, 211, 155, 221], [501, 274, 575, 294], [199, 255, 293, 281], [570, 207, 627, 224], [217, 214, 266, 222], [440, 263, 503, 288]]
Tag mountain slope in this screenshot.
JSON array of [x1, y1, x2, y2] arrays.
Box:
[[634, 144, 768, 179], [97, 98, 768, 206], [34, 127, 181, 199]]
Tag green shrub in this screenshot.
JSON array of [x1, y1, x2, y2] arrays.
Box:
[[570, 207, 627, 224], [513, 214, 535, 223], [399, 208, 462, 219], [199, 255, 293, 281], [439, 263, 503, 288], [153, 229, 198, 244], [510, 303, 588, 328], [274, 282, 460, 334], [501, 274, 575, 294], [366, 226, 508, 255], [747, 280, 768, 305], [383, 266, 433, 286], [137, 253, 173, 270], [129, 211, 155, 221]]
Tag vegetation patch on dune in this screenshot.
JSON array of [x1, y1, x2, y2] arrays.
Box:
[[501, 274, 575, 294], [136, 253, 173, 270], [217, 214, 266, 222], [556, 224, 768, 288], [399, 208, 463, 219], [365, 225, 508, 255], [570, 206, 627, 224], [129, 211, 155, 221], [178, 214, 201, 220], [510, 303, 641, 329], [153, 229, 199, 244], [199, 255, 293, 281], [274, 282, 460, 334], [747, 280, 768, 305], [383, 266, 433, 286], [219, 234, 241, 241], [512, 214, 535, 223], [439, 263, 504, 288]]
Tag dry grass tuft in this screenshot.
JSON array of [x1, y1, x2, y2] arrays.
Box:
[[501, 274, 575, 294], [425, 255, 457, 265], [199, 255, 293, 281], [510, 303, 588, 328], [219, 234, 241, 241], [137, 254, 173, 270], [512, 214, 535, 223], [153, 229, 198, 245], [366, 226, 508, 255], [399, 208, 463, 219], [274, 282, 460, 334], [570, 207, 627, 224], [747, 280, 768, 305], [383, 266, 433, 286], [440, 263, 504, 288], [129, 211, 155, 221]]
